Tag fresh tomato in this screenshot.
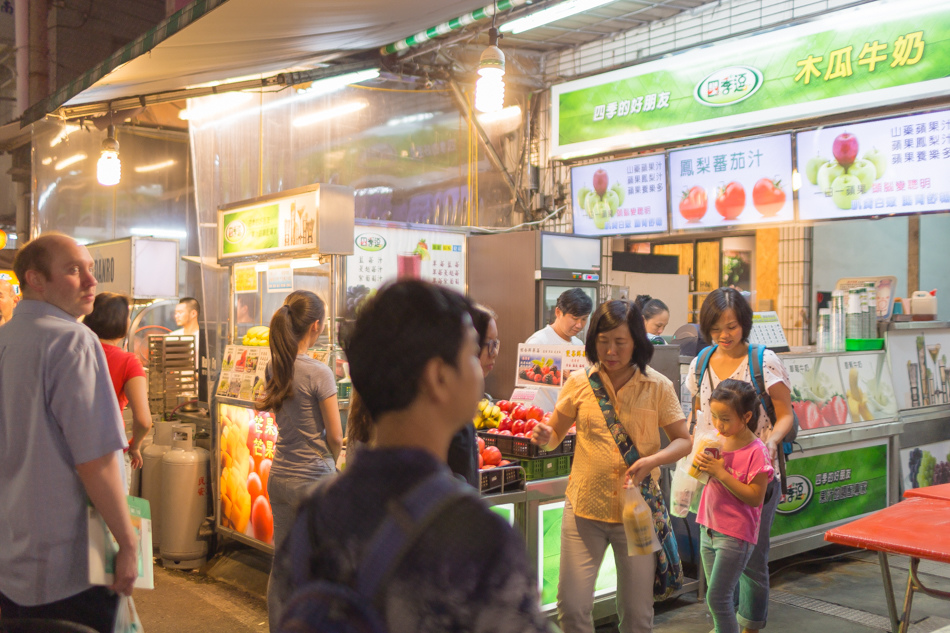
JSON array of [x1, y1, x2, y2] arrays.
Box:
[[251, 495, 274, 543], [476, 436, 485, 454], [511, 420, 526, 435], [526, 406, 543, 421], [752, 178, 786, 217], [523, 420, 537, 435], [498, 417, 513, 432], [679, 186, 707, 222], [487, 428, 499, 434], [715, 182, 745, 219], [483, 446, 502, 466], [496, 400, 511, 413], [499, 430, 513, 436], [511, 405, 526, 421], [478, 454, 484, 469]]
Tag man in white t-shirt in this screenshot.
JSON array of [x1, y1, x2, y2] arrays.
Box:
[[170, 297, 200, 336], [526, 288, 593, 346]]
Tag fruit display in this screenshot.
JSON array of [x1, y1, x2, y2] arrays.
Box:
[[517, 355, 562, 386], [219, 403, 277, 544], [788, 358, 850, 430], [576, 168, 626, 230], [805, 132, 886, 211], [474, 398, 503, 430], [241, 326, 270, 346]]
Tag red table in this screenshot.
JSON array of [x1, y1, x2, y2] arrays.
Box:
[[903, 482, 950, 502], [825, 497, 950, 633]]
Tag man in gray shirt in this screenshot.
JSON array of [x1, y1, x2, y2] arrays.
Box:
[[0, 233, 137, 633]]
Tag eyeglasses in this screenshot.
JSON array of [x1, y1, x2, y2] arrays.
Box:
[[483, 338, 500, 357]]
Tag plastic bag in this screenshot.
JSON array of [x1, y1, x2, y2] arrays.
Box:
[[669, 457, 699, 518], [113, 596, 143, 633], [687, 430, 722, 485], [622, 484, 660, 556]]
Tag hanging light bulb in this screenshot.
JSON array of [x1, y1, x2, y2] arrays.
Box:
[[475, 28, 505, 113], [97, 125, 121, 186]]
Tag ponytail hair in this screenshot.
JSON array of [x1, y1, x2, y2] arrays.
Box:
[[634, 294, 669, 321], [258, 290, 326, 413]]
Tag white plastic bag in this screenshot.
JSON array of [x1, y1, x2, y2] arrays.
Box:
[[622, 484, 660, 556], [113, 596, 143, 633], [669, 457, 699, 518]]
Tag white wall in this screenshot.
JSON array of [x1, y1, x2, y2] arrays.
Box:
[[812, 215, 908, 301], [919, 213, 950, 321]]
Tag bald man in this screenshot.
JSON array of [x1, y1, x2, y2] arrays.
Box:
[[0, 279, 17, 325], [0, 233, 137, 632]]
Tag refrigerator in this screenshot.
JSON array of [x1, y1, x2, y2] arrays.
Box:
[[468, 231, 602, 399]]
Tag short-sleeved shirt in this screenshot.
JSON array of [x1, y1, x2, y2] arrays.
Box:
[[101, 343, 146, 411], [687, 348, 791, 468], [270, 448, 550, 633], [697, 438, 774, 544], [526, 325, 583, 346], [0, 300, 127, 606], [270, 355, 338, 478], [556, 365, 686, 523]]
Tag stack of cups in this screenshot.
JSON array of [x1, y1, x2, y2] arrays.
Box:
[[831, 290, 846, 351], [865, 282, 877, 339], [846, 289, 864, 340]]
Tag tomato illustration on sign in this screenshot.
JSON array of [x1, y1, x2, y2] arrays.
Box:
[[715, 182, 746, 220], [678, 186, 707, 223], [752, 178, 786, 217]]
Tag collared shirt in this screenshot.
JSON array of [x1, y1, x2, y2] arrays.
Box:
[[0, 300, 127, 606], [556, 364, 685, 523]]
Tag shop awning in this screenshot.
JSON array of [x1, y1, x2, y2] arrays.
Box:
[[25, 0, 498, 122]]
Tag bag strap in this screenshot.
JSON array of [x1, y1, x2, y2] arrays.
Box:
[[587, 367, 640, 466], [288, 472, 473, 602], [691, 345, 717, 432], [747, 344, 778, 426]]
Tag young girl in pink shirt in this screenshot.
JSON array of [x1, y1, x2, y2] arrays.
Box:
[[694, 379, 775, 633]]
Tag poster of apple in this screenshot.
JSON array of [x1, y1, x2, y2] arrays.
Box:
[[669, 134, 793, 230], [570, 154, 668, 236], [836, 352, 898, 422], [797, 108, 950, 221], [783, 354, 850, 431]]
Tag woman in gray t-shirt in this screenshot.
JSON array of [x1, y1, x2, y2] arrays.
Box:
[[259, 291, 341, 629]]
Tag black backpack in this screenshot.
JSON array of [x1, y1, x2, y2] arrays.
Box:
[[277, 472, 474, 633], [694, 343, 800, 494]]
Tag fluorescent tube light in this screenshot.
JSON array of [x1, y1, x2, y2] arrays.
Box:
[[500, 0, 617, 34], [293, 101, 367, 128], [134, 159, 177, 173], [55, 153, 87, 171]]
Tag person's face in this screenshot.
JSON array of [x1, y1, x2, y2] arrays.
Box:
[[644, 310, 670, 336], [174, 303, 195, 326], [0, 284, 16, 322], [596, 325, 634, 373], [555, 308, 589, 338], [478, 318, 499, 377], [451, 323, 485, 428], [709, 308, 744, 351], [709, 399, 752, 437], [29, 240, 97, 318]]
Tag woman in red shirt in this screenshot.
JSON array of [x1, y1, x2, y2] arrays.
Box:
[[84, 292, 153, 468]]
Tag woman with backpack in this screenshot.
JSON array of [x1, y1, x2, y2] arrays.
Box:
[[687, 287, 794, 633]]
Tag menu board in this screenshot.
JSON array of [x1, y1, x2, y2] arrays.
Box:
[[570, 154, 668, 236], [784, 355, 850, 431], [797, 109, 950, 221], [669, 135, 793, 230], [515, 344, 587, 388], [836, 353, 898, 421], [345, 225, 466, 318], [216, 344, 270, 402]]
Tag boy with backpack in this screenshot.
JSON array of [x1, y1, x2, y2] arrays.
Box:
[[268, 280, 551, 633]]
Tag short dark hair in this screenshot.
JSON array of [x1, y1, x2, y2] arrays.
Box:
[[14, 232, 66, 283], [710, 379, 760, 432], [468, 303, 497, 350], [556, 288, 593, 318], [634, 294, 669, 321], [584, 300, 653, 373], [699, 287, 753, 343], [344, 280, 474, 420], [237, 294, 260, 320], [83, 292, 131, 340], [178, 297, 201, 318]]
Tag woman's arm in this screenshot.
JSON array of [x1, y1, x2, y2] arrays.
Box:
[[766, 381, 794, 462], [123, 376, 152, 469], [320, 395, 343, 460], [694, 452, 770, 507], [530, 408, 575, 451], [625, 419, 692, 484]]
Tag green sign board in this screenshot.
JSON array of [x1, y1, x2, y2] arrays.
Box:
[[221, 204, 280, 256], [539, 502, 617, 609], [772, 442, 888, 538], [551, 0, 950, 158]]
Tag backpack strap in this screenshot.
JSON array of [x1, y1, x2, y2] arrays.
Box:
[[747, 343, 777, 424], [691, 345, 717, 432], [355, 472, 474, 601]]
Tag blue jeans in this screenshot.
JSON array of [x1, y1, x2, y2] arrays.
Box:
[[736, 476, 781, 630], [701, 528, 753, 633]]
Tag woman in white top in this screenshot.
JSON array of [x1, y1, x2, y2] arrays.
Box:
[[686, 287, 793, 633]]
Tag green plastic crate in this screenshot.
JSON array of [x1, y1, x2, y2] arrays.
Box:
[[522, 454, 573, 481]]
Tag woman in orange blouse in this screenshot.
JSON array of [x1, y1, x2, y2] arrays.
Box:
[[532, 300, 691, 633]]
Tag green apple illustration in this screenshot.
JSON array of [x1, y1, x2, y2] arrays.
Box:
[[817, 161, 845, 195], [592, 199, 611, 229], [604, 189, 620, 215], [610, 182, 625, 206], [863, 148, 887, 180], [805, 156, 827, 186], [831, 174, 862, 210], [577, 187, 592, 210], [849, 158, 877, 193]]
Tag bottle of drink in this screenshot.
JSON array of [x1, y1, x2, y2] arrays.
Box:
[[817, 308, 831, 352], [623, 488, 655, 555], [688, 434, 723, 482]]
